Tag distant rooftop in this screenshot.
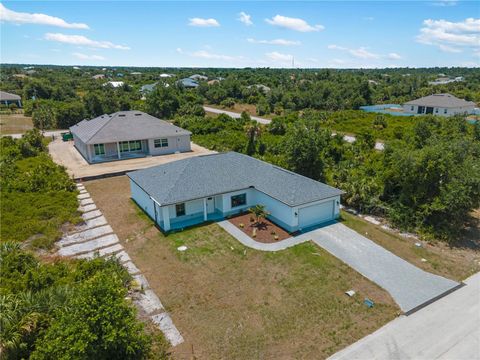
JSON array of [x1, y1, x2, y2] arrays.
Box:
[[70, 110, 190, 144], [405, 93, 476, 108], [0, 91, 21, 101]]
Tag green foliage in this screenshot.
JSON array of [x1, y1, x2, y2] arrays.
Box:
[[249, 204, 270, 225], [0, 131, 79, 248], [32, 104, 55, 130], [146, 86, 180, 119], [0, 243, 160, 359]]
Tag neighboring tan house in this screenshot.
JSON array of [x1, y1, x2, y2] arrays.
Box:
[[403, 93, 476, 116], [0, 91, 22, 107], [92, 74, 105, 80], [128, 152, 343, 232], [70, 111, 191, 163]]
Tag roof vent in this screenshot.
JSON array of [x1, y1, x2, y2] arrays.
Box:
[[135, 113, 142, 116], [118, 114, 126, 117]]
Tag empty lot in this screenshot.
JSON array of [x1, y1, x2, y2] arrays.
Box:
[[85, 176, 399, 359]]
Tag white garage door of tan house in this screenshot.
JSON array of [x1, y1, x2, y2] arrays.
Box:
[[298, 200, 334, 229]]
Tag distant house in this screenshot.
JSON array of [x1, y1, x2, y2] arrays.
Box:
[[159, 73, 173, 78], [247, 84, 271, 93], [403, 93, 476, 116], [189, 74, 208, 81], [428, 76, 464, 86], [103, 81, 125, 88], [0, 91, 22, 107], [131, 72, 142, 75], [128, 152, 343, 232], [70, 110, 191, 163], [92, 74, 105, 80], [176, 78, 199, 88], [207, 79, 220, 85], [140, 82, 158, 94]]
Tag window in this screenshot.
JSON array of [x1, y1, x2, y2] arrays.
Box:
[[94, 143, 105, 156], [411, 106, 414, 111], [231, 193, 246, 208], [435, 108, 439, 113], [119, 140, 142, 152], [154, 138, 169, 148], [175, 203, 185, 217], [444, 109, 448, 114]]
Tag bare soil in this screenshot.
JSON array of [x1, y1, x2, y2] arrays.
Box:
[[228, 213, 291, 243], [85, 176, 399, 359]]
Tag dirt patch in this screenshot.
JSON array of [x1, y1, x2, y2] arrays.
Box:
[[85, 176, 399, 359], [228, 213, 291, 243]]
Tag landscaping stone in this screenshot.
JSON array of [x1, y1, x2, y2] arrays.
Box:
[[77, 192, 90, 200], [58, 225, 113, 246], [58, 234, 119, 256], [72, 216, 108, 233], [136, 289, 164, 314], [82, 209, 102, 220], [79, 189, 88, 194], [123, 261, 141, 275], [78, 203, 97, 212], [113, 250, 131, 263], [75, 244, 124, 259], [132, 274, 150, 290], [151, 313, 184, 346], [80, 198, 94, 206]]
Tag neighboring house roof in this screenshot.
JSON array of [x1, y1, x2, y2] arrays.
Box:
[[159, 73, 173, 78], [0, 91, 21, 101], [70, 110, 191, 144], [140, 82, 158, 93], [92, 74, 105, 79], [189, 74, 208, 81], [103, 81, 124, 88], [177, 78, 199, 88], [127, 152, 344, 207], [404, 93, 476, 108], [247, 84, 271, 92]]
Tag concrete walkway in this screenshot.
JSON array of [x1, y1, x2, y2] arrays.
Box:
[[329, 272, 480, 360], [55, 183, 184, 347], [220, 220, 460, 314]]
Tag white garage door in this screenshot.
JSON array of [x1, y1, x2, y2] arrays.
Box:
[[298, 201, 334, 228]]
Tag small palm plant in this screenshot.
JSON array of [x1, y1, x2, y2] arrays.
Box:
[[249, 205, 270, 226]]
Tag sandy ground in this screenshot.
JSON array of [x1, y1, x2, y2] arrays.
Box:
[[48, 138, 214, 179]]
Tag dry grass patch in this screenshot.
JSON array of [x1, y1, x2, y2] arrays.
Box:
[[0, 113, 33, 134], [85, 176, 398, 359], [341, 211, 480, 282]]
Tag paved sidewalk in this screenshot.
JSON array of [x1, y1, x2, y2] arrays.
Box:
[[55, 183, 184, 347], [329, 272, 480, 360]]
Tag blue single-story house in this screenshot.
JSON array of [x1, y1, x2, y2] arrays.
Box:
[[127, 152, 343, 232]]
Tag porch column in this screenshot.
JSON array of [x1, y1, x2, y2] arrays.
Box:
[[162, 206, 170, 231], [116, 142, 121, 159], [203, 198, 208, 221]]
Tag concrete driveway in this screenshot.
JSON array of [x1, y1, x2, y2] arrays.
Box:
[[48, 138, 214, 179], [329, 272, 480, 360], [308, 223, 460, 314]]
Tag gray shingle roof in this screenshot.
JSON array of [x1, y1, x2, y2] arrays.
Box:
[[404, 93, 476, 108], [0, 91, 21, 101], [127, 152, 344, 207], [70, 111, 191, 144]]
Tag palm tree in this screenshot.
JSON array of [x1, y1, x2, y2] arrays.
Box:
[[249, 205, 270, 226], [244, 122, 262, 155]]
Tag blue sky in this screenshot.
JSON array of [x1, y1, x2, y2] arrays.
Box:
[[1, 1, 478, 68]]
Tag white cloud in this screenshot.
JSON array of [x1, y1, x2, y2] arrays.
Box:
[[328, 44, 380, 59], [416, 18, 480, 53], [431, 0, 457, 6], [265, 15, 324, 32], [247, 38, 301, 46], [72, 52, 105, 61], [265, 51, 293, 65], [0, 3, 89, 29], [188, 17, 220, 27], [191, 50, 235, 61], [387, 52, 402, 60], [44, 33, 130, 50], [238, 12, 252, 26]]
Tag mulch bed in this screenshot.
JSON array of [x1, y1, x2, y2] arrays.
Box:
[[228, 212, 291, 243]]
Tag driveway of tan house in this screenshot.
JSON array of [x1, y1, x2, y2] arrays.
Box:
[[48, 138, 214, 179]]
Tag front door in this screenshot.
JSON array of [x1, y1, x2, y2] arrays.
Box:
[[206, 197, 215, 213]]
